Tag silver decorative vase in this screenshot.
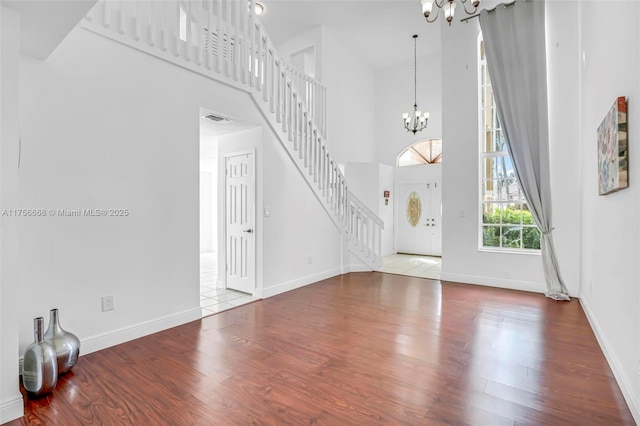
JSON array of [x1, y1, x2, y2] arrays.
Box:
[[44, 308, 80, 374], [23, 317, 58, 396]]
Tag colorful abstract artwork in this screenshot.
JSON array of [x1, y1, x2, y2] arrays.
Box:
[[406, 192, 421, 227], [598, 96, 628, 195]]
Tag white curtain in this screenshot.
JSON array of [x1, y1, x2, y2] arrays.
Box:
[[479, 0, 569, 301]]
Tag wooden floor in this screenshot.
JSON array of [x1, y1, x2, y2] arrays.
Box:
[[8, 273, 635, 425]]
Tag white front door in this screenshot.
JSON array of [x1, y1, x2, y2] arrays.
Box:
[[224, 151, 255, 294], [396, 181, 442, 256]]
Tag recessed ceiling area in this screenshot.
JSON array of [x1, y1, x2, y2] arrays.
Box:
[[258, 1, 442, 69]]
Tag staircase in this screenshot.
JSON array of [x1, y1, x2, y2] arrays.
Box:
[[83, 0, 384, 269]]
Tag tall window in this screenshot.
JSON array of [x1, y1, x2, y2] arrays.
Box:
[[479, 40, 540, 250]]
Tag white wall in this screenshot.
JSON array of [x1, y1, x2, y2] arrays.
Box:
[[276, 27, 322, 81], [378, 165, 394, 256], [545, 0, 582, 304], [345, 162, 394, 256], [15, 25, 344, 364], [276, 26, 376, 165], [576, 1, 640, 421], [374, 52, 442, 167], [199, 171, 214, 253], [321, 26, 376, 164], [0, 5, 24, 423]]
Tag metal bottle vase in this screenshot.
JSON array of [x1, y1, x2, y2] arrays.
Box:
[[22, 317, 58, 396], [44, 308, 80, 374]]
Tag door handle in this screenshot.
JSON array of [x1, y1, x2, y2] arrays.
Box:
[[243, 229, 254, 234]]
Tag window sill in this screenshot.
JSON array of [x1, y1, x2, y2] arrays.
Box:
[[478, 247, 541, 256]]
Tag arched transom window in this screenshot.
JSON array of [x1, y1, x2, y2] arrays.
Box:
[[397, 139, 442, 167]]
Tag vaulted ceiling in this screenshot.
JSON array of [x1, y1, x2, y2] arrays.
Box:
[[258, 0, 442, 69]]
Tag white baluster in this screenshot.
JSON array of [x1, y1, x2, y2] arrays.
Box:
[[313, 132, 318, 182], [206, 0, 214, 68], [269, 52, 275, 112], [233, 0, 240, 80], [147, 1, 155, 47], [184, 0, 192, 61], [275, 58, 282, 123], [292, 92, 298, 149], [225, 0, 232, 76], [263, 39, 269, 102], [102, 0, 110, 28], [216, 0, 222, 72], [160, 0, 168, 51], [197, 0, 205, 66], [117, 0, 125, 34], [256, 24, 263, 91], [172, 0, 180, 56], [288, 83, 294, 142], [281, 76, 287, 133], [240, 0, 247, 83], [132, 1, 141, 41], [248, 0, 255, 87]]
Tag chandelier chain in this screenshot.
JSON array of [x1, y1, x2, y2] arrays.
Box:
[[413, 35, 417, 108]]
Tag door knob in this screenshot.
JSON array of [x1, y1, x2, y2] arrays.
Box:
[[243, 229, 254, 234]]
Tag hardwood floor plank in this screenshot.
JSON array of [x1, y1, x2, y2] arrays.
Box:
[[6, 272, 635, 425]]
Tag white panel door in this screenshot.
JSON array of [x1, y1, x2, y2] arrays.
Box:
[[396, 181, 442, 256], [225, 152, 255, 294]]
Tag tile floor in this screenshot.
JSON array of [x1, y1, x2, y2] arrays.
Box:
[[200, 252, 257, 317], [382, 253, 442, 280]]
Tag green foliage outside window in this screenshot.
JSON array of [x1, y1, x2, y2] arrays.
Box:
[[482, 206, 541, 249]]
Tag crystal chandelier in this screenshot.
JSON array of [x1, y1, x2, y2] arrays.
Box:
[[421, 0, 480, 26], [403, 35, 429, 135]]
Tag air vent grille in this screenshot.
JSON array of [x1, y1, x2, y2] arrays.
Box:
[[203, 114, 232, 123]]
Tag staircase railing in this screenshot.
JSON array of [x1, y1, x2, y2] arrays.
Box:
[[84, 0, 382, 269]]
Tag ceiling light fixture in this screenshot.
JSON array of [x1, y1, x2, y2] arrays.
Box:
[[255, 2, 265, 16], [403, 35, 429, 135], [421, 0, 480, 26]]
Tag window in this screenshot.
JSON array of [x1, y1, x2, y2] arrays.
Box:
[[397, 139, 442, 166], [479, 40, 540, 251]]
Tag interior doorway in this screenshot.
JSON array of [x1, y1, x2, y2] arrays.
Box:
[[392, 139, 444, 280], [199, 108, 259, 317]]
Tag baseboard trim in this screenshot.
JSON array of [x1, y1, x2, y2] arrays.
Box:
[[262, 267, 343, 298], [580, 297, 640, 424], [345, 264, 372, 273], [0, 394, 24, 424], [81, 307, 202, 356], [440, 272, 545, 293]]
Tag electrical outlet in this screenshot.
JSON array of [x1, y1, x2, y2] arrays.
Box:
[[101, 295, 115, 312], [307, 256, 313, 264]]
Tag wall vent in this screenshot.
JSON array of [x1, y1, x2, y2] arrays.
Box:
[[203, 114, 232, 123]]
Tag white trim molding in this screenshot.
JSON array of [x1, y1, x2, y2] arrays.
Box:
[[580, 297, 640, 424], [440, 272, 545, 294], [261, 267, 343, 299], [81, 308, 202, 355], [0, 394, 24, 424]]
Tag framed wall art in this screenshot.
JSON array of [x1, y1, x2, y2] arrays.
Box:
[[598, 96, 628, 195]]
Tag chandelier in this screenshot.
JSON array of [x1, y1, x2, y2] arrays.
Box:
[[421, 0, 480, 26], [403, 35, 429, 135]]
